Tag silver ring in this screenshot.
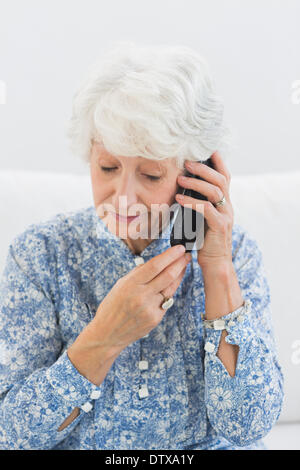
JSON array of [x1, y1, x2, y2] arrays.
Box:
[[161, 295, 174, 310], [215, 195, 226, 207]]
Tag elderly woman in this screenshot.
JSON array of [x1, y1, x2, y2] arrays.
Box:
[[0, 42, 283, 450]]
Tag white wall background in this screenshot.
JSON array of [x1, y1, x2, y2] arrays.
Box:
[[0, 0, 299, 176]]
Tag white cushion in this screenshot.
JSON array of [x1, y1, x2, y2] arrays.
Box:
[[263, 423, 300, 450], [230, 171, 300, 423], [0, 168, 299, 423], [0, 169, 92, 276]]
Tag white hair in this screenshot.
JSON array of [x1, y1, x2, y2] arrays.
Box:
[[66, 41, 233, 170]]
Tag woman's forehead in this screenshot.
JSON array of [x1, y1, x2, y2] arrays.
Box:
[[93, 141, 178, 167]]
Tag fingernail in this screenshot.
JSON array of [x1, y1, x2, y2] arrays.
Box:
[[176, 244, 186, 253], [185, 253, 192, 262]]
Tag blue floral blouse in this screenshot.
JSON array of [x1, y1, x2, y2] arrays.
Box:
[[0, 205, 284, 450]]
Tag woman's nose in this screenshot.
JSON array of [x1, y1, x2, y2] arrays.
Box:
[[113, 177, 139, 208]]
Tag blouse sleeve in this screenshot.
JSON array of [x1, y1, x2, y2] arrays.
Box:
[[0, 228, 102, 450], [203, 228, 284, 447]]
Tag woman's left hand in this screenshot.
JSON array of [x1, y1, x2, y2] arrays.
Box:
[[175, 151, 234, 270]]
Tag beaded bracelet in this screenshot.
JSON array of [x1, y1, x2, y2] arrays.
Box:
[[201, 298, 252, 330]]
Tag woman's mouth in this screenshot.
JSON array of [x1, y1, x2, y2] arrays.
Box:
[[112, 212, 141, 223]]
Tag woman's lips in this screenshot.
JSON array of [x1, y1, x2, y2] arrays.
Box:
[[112, 212, 141, 223]]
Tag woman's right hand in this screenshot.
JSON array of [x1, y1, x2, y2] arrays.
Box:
[[92, 244, 192, 352]]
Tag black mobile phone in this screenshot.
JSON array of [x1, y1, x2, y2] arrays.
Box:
[[170, 157, 214, 252]]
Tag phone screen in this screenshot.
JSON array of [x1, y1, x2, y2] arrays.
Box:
[[170, 157, 214, 252]]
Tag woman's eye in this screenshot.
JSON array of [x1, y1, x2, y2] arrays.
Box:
[[100, 166, 160, 181], [144, 174, 161, 181], [100, 167, 161, 181], [100, 167, 117, 172]]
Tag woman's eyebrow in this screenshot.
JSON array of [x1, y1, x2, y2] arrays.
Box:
[[140, 167, 165, 174], [138, 162, 167, 174]]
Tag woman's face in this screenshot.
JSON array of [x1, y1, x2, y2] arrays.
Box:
[[89, 140, 184, 254]]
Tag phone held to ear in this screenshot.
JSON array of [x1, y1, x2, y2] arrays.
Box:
[[170, 157, 214, 252]]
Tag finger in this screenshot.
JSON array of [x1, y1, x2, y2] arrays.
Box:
[[211, 151, 231, 184], [159, 264, 187, 301], [177, 175, 224, 205], [176, 191, 231, 217], [175, 195, 222, 230], [184, 159, 230, 201], [148, 252, 192, 294], [132, 244, 186, 284]]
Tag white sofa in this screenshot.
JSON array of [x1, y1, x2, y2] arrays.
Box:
[[0, 168, 299, 450]]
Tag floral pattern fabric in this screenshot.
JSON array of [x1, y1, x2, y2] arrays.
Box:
[[0, 205, 284, 449]]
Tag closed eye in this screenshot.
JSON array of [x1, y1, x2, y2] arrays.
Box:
[[100, 167, 161, 181], [144, 174, 161, 181], [100, 167, 117, 172]]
